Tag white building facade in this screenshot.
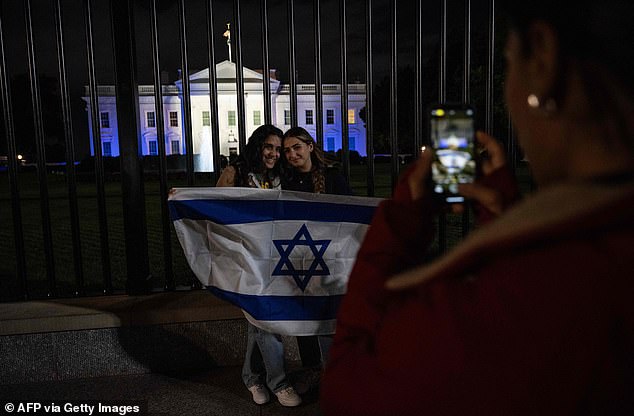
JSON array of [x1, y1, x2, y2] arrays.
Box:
[[83, 61, 367, 172]]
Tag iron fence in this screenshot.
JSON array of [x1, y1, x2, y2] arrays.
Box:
[[0, 0, 520, 302]]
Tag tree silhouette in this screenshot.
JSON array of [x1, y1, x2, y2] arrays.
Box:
[[3, 73, 75, 162]]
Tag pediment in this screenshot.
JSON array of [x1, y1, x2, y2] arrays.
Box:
[[187, 60, 272, 84]]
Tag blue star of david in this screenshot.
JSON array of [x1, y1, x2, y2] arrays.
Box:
[[272, 224, 331, 292]]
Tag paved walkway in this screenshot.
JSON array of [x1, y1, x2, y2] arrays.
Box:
[[1, 292, 322, 415], [0, 366, 322, 416]]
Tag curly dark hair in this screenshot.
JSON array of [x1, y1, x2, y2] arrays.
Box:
[[231, 124, 283, 187]]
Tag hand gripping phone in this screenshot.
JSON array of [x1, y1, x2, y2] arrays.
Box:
[[428, 104, 476, 203]]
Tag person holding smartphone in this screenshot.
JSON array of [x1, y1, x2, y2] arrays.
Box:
[[320, 1, 634, 414], [428, 105, 478, 203]]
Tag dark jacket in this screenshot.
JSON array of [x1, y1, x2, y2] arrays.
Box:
[[282, 167, 352, 195], [320, 167, 634, 415]]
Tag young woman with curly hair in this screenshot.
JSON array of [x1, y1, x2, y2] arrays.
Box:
[[216, 124, 302, 407]]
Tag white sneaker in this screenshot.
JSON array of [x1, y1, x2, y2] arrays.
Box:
[[275, 386, 302, 407], [247, 384, 270, 405]]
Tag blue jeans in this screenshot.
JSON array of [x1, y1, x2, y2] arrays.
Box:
[[296, 335, 333, 367], [242, 322, 288, 393], [318, 335, 333, 363]]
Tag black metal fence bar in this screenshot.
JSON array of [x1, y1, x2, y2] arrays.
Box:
[[414, 0, 423, 153], [233, 0, 247, 150], [389, 0, 398, 189], [507, 116, 516, 170], [261, 0, 272, 125], [111, 0, 150, 295], [439, 0, 447, 102], [339, 0, 350, 182], [206, 0, 222, 178], [364, 0, 375, 197], [84, 0, 112, 294], [313, 0, 323, 149], [485, 0, 494, 134], [437, 0, 449, 253], [287, 0, 298, 127], [177, 0, 194, 186], [501, 4, 517, 173], [0, 7, 28, 299], [149, 0, 174, 291], [461, 0, 472, 237], [25, 0, 57, 296], [54, 0, 84, 295], [462, 0, 471, 104]]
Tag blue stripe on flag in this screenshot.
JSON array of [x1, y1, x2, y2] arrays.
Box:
[[208, 286, 343, 321], [169, 199, 376, 224]]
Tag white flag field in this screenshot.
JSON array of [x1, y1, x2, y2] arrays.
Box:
[[168, 187, 382, 336]]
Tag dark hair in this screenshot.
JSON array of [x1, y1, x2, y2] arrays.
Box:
[[231, 124, 283, 187], [282, 127, 328, 193], [500, 1, 634, 152], [500, 1, 634, 94]]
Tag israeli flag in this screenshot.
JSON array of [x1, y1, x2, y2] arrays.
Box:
[[169, 187, 382, 336]]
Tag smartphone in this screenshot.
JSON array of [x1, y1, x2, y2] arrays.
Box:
[[428, 104, 476, 203]]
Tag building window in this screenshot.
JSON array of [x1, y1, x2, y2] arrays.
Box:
[[149, 140, 158, 155], [253, 110, 261, 126], [326, 109, 335, 124], [348, 109, 355, 124], [100, 112, 110, 128], [284, 110, 291, 126], [348, 136, 356, 151], [169, 111, 178, 127], [146, 111, 156, 128], [228, 110, 236, 126], [103, 141, 112, 156], [171, 140, 180, 155], [326, 136, 335, 152], [202, 111, 210, 126], [305, 109, 313, 125]]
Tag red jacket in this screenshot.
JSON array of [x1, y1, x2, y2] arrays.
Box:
[[321, 170, 634, 415]]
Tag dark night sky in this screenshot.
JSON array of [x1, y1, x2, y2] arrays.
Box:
[[0, 0, 495, 159], [2, 0, 438, 83]]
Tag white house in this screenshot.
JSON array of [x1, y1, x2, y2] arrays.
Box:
[[83, 60, 367, 172]]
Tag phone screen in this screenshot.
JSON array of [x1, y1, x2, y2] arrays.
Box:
[[429, 105, 476, 203]]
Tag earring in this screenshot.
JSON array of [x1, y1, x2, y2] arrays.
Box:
[[527, 94, 540, 108], [527, 94, 558, 115]]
